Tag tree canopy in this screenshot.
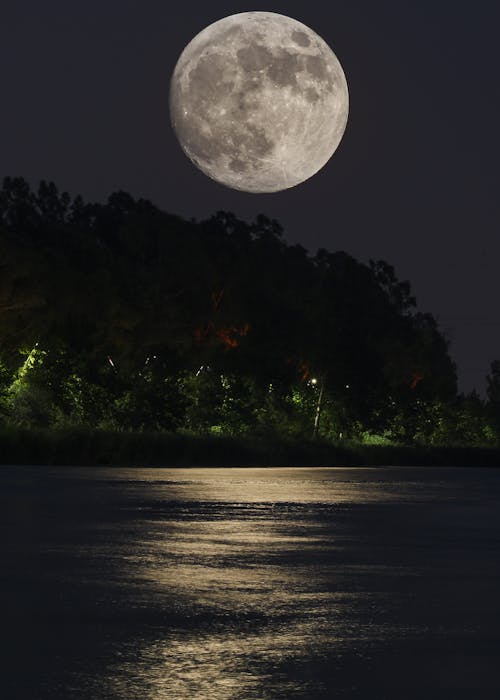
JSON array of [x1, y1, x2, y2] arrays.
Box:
[[0, 177, 497, 445]]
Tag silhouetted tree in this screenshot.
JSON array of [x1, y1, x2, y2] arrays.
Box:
[[0, 177, 480, 444], [486, 360, 500, 441]]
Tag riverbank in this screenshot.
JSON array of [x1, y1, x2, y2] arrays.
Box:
[[0, 427, 499, 467]]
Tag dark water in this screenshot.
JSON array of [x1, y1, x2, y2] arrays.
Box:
[[1, 467, 500, 699]]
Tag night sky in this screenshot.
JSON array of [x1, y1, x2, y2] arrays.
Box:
[[2, 1, 499, 394]]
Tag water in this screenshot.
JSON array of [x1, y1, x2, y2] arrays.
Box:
[[1, 466, 500, 699]]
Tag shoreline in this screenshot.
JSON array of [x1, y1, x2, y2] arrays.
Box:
[[1, 427, 499, 467]]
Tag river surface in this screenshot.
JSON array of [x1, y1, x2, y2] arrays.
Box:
[[1, 466, 500, 699]]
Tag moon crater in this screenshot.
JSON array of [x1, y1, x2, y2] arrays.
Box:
[[170, 12, 349, 193]]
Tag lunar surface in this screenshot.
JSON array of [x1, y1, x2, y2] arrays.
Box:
[[170, 12, 349, 193]]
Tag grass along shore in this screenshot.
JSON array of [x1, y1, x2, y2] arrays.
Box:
[[0, 426, 499, 467]]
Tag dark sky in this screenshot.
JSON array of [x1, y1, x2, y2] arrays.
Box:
[[2, 1, 499, 394]]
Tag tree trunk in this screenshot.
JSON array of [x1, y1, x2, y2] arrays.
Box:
[[312, 376, 325, 440]]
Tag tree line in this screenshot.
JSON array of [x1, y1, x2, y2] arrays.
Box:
[[1, 176, 499, 445]]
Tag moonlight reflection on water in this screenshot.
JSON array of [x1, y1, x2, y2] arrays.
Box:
[[2, 467, 500, 699]]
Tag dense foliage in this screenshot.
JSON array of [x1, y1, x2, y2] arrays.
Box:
[[1, 177, 498, 446]]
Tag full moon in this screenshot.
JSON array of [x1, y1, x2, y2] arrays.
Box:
[[170, 12, 349, 193]]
